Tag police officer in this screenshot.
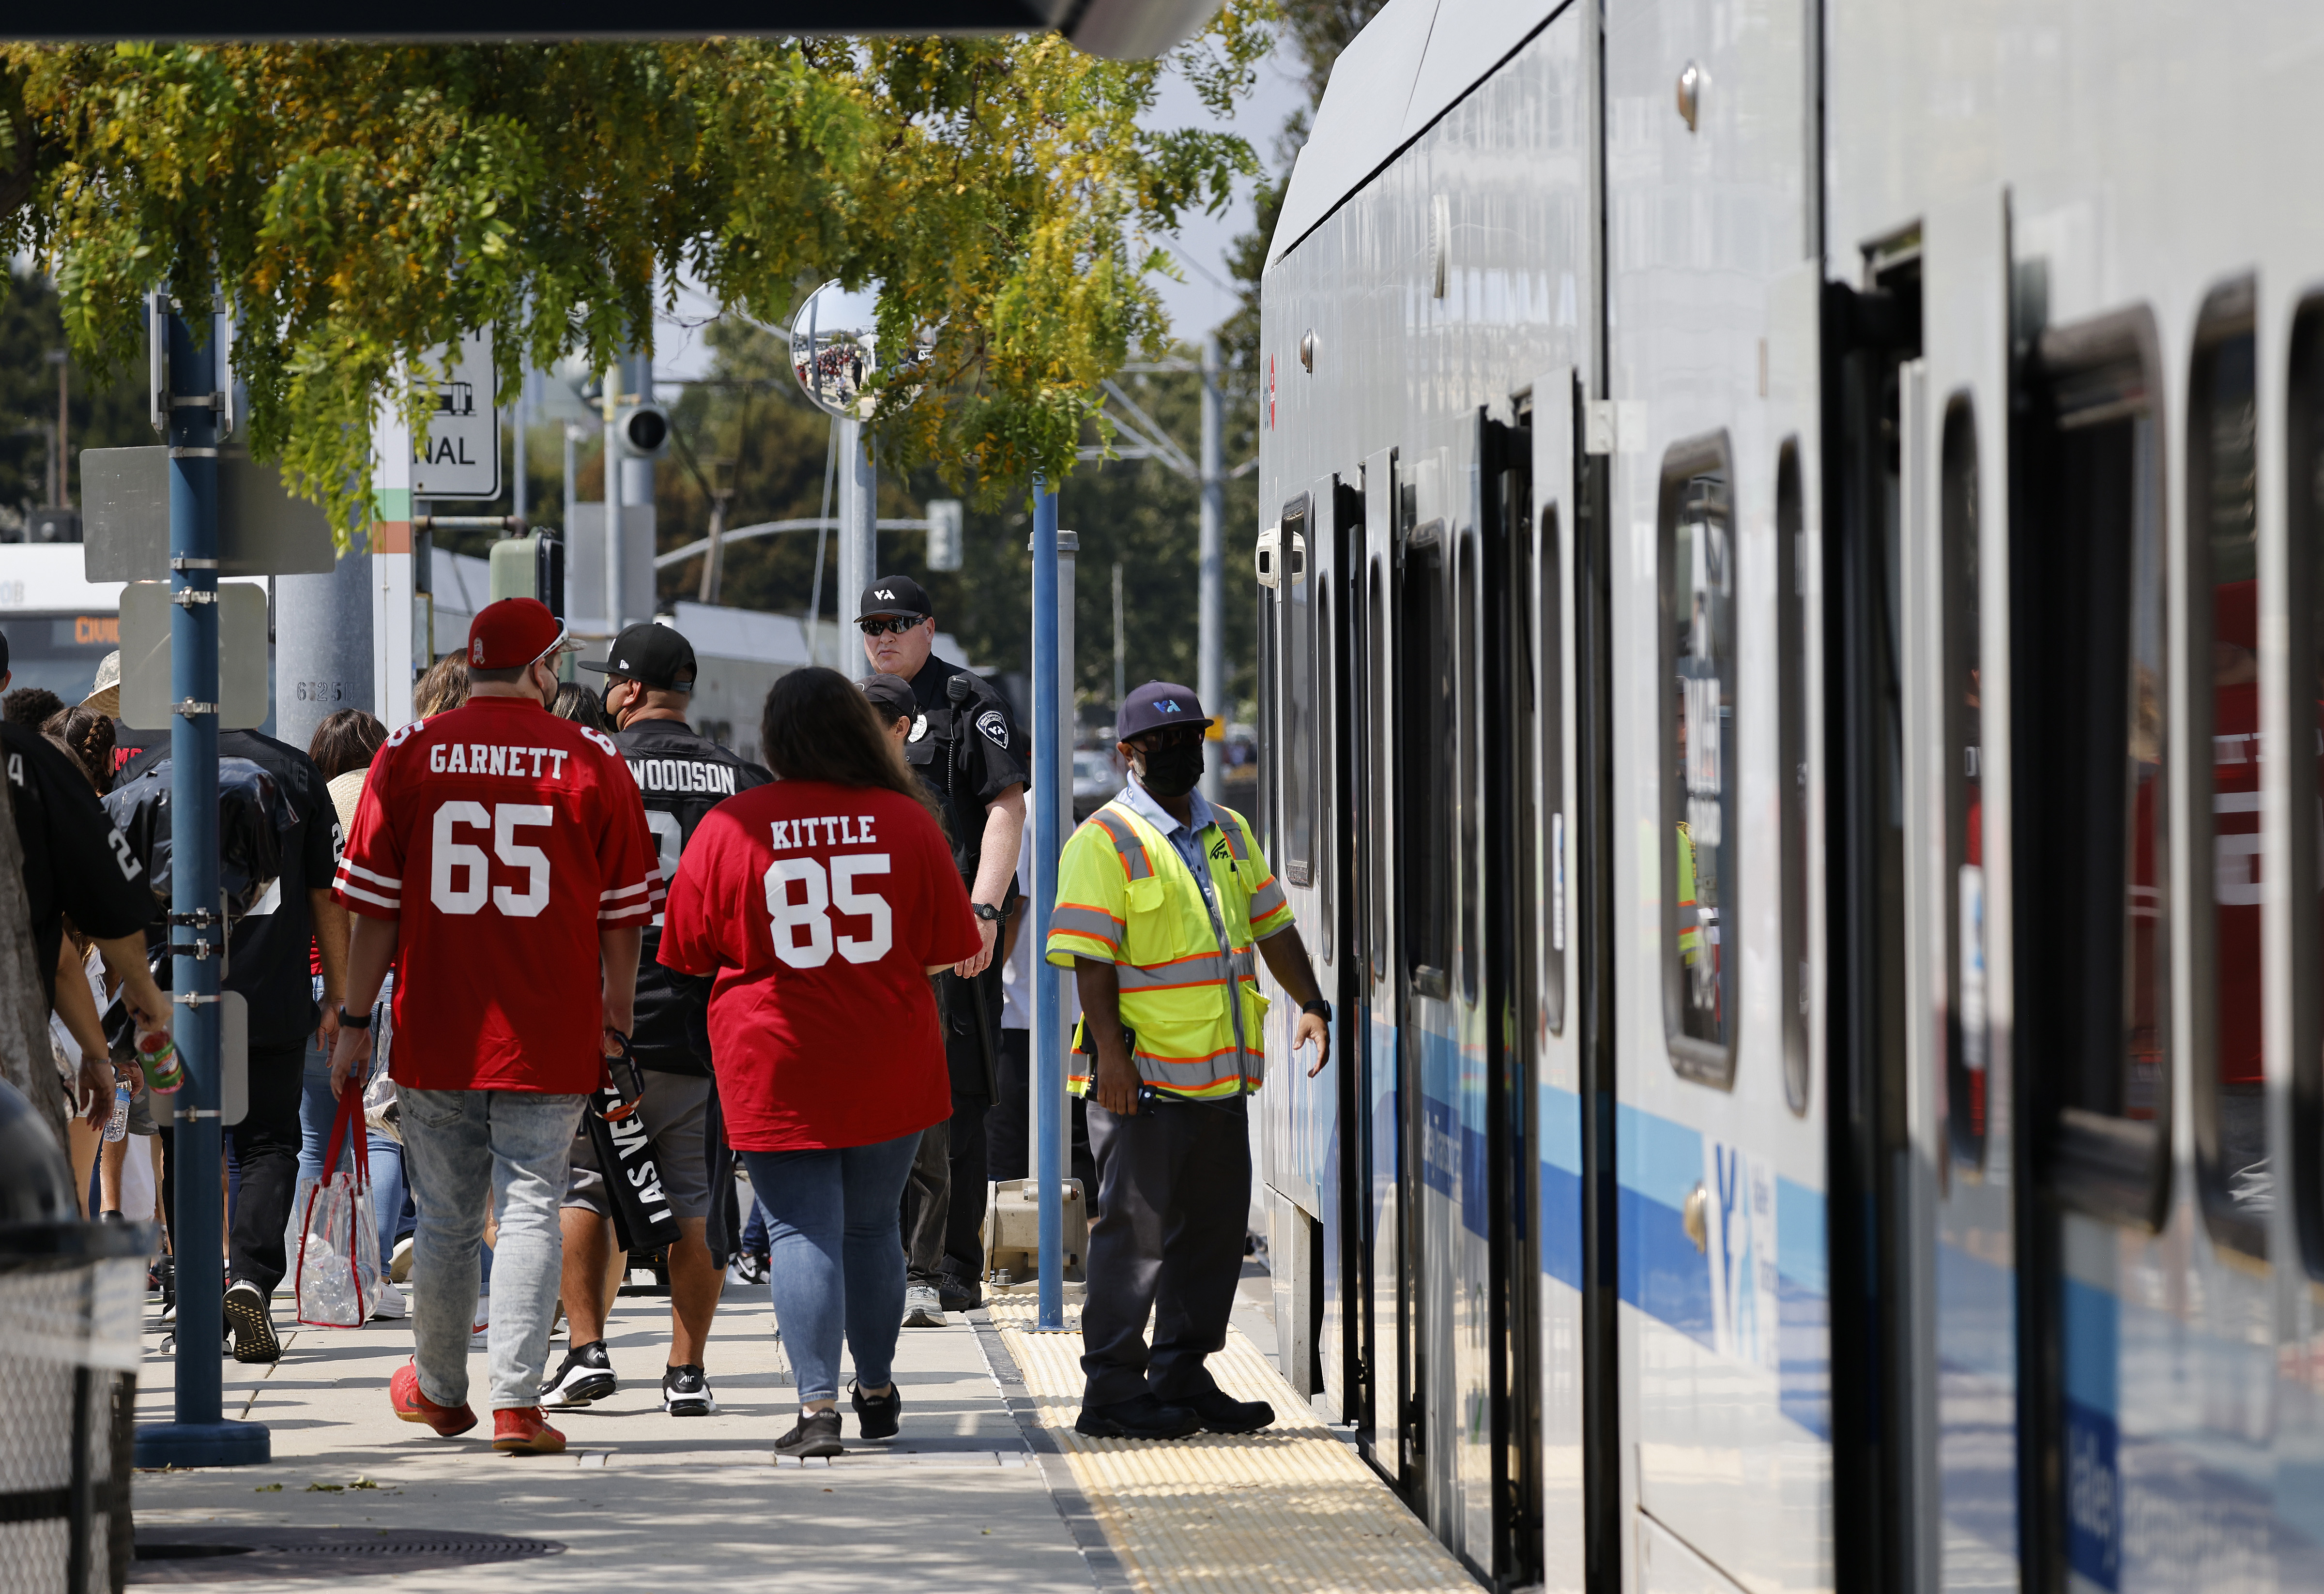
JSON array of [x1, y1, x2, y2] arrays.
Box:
[[1047, 682, 1330, 1440], [857, 576, 1025, 1324], [539, 622, 771, 1419]]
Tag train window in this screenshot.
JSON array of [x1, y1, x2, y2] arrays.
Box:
[[2019, 307, 2172, 1229], [1401, 517, 1452, 999], [1283, 493, 1315, 888], [2285, 298, 2324, 1279], [1939, 404, 1988, 1165], [1540, 495, 1567, 1037], [1459, 529, 1482, 1006], [1658, 434, 1738, 1085], [1257, 561, 1277, 857], [2188, 280, 2265, 1260], [1775, 441, 1809, 1113]]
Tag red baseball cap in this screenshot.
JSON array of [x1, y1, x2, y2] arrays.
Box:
[[467, 598, 579, 670]]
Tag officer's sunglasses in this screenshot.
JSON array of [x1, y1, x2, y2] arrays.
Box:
[[857, 615, 924, 637], [1133, 725, 1206, 751]]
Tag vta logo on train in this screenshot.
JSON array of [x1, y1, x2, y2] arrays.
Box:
[[2066, 1403, 2122, 1588], [1706, 1144, 1779, 1373]]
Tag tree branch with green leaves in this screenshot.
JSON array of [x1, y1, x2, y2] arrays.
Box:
[[0, 22, 1268, 545]]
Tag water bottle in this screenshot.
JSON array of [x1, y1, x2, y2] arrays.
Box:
[[105, 1079, 129, 1143], [137, 1031, 184, 1094]]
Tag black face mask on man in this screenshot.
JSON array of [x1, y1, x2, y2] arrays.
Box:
[[1135, 740, 1205, 800]]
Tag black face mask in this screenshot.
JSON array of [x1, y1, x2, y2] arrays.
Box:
[[1137, 742, 1205, 800]]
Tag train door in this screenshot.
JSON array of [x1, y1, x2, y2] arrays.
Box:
[[1901, 189, 2023, 1591], [1522, 369, 1588, 1594], [1322, 471, 1364, 1428], [1359, 444, 1411, 1488]]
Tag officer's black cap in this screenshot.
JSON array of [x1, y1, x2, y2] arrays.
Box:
[[1116, 681, 1211, 740], [859, 672, 917, 725], [580, 622, 696, 691], [858, 575, 934, 620]]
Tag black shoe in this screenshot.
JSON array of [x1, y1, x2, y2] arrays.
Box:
[[935, 1273, 982, 1313], [773, 1409, 843, 1459], [539, 1340, 618, 1408], [1185, 1387, 1275, 1434], [1074, 1393, 1200, 1440], [851, 1381, 902, 1441], [222, 1281, 280, 1364], [662, 1363, 717, 1417]]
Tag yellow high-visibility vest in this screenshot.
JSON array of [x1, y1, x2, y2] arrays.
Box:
[[1045, 798, 1296, 1099]]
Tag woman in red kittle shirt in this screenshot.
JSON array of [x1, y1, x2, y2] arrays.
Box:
[[658, 666, 980, 1460]]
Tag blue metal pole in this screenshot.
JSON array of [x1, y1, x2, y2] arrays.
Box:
[[136, 303, 269, 1468], [1031, 478, 1064, 1331]]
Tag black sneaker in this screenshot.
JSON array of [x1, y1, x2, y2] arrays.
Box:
[[1073, 1393, 1200, 1440], [850, 1380, 902, 1441], [773, 1409, 843, 1459], [662, 1363, 718, 1417], [1185, 1388, 1275, 1434], [539, 1340, 617, 1408], [935, 1273, 982, 1313], [222, 1281, 280, 1364]]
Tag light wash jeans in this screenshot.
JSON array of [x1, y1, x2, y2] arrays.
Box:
[[740, 1131, 921, 1404], [398, 1087, 584, 1411]]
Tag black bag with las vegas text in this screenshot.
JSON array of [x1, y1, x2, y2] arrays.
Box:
[[586, 1040, 682, 1253]]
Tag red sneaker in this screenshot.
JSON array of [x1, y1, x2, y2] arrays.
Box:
[[390, 1362, 478, 1438], [492, 1406, 566, 1455]]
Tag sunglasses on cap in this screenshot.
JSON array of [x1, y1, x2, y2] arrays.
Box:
[[857, 615, 925, 637]]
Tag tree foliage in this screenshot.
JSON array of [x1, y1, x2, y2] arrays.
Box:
[[0, 24, 1268, 545]]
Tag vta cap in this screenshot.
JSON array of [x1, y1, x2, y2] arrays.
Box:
[[468, 597, 582, 671], [1116, 680, 1212, 740], [858, 574, 933, 620], [859, 672, 917, 725], [580, 622, 697, 692]]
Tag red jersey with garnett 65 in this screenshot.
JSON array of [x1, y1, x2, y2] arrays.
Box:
[[332, 694, 662, 1094]]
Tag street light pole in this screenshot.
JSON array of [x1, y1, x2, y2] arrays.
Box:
[[835, 417, 875, 681], [1030, 477, 1065, 1332], [1198, 333, 1223, 800], [1111, 559, 1125, 723], [135, 298, 268, 1468]]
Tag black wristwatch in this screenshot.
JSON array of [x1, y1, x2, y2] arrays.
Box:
[[337, 1006, 372, 1031], [1300, 999, 1332, 1024], [972, 902, 1006, 924]]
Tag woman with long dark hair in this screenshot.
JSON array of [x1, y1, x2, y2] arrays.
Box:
[[657, 667, 979, 1457]]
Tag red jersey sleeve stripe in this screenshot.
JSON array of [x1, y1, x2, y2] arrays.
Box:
[[599, 881, 649, 902], [340, 860, 402, 890], [337, 878, 399, 912], [598, 901, 654, 924]]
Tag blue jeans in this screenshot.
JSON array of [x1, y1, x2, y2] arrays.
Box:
[[296, 1043, 424, 1278], [741, 1131, 921, 1405], [398, 1088, 584, 1411]]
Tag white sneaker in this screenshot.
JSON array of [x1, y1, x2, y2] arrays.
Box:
[[901, 1284, 947, 1328], [389, 1236, 415, 1284], [368, 1279, 410, 1321], [470, 1292, 490, 1348]]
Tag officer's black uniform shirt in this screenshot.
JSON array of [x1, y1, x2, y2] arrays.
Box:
[[117, 730, 339, 1051], [4, 722, 153, 1011], [902, 654, 1028, 883], [617, 716, 773, 1075]]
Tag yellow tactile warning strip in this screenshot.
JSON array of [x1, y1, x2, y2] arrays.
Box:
[[985, 1292, 1477, 1594]]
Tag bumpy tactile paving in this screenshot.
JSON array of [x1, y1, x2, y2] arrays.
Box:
[[987, 1293, 1474, 1594]]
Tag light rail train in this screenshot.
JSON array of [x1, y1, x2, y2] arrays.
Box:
[[1243, 0, 2324, 1589]]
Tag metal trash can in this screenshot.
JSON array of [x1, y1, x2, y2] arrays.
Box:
[[0, 1077, 153, 1594]]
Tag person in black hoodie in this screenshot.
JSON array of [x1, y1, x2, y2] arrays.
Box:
[[538, 624, 770, 1420]]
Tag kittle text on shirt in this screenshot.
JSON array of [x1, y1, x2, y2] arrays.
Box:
[[769, 814, 880, 850]]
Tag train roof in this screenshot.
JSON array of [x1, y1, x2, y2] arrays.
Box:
[[1266, 0, 1562, 273]]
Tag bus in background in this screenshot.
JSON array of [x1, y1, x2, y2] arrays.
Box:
[[0, 544, 123, 707]]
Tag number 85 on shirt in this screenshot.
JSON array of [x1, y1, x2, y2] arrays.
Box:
[[766, 853, 892, 967]]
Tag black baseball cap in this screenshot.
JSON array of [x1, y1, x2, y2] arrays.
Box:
[[858, 575, 933, 621], [1116, 681, 1211, 740], [580, 622, 697, 691], [860, 672, 917, 724]]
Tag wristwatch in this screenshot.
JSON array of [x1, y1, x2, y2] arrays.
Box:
[[972, 902, 1006, 924], [1300, 999, 1332, 1023]]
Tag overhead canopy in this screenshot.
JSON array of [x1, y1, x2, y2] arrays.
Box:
[[1266, 0, 1564, 271], [7, 0, 1220, 58]]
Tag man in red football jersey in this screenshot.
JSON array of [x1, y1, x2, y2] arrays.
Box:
[[326, 597, 660, 1456]]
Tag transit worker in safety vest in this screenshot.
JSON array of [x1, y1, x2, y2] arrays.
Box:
[[1048, 681, 1331, 1441]]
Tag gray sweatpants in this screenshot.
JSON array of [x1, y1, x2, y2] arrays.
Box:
[[1078, 1094, 1251, 1410], [398, 1087, 585, 1411]]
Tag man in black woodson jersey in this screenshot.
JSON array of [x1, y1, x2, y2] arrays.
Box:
[[541, 622, 771, 1418], [859, 576, 1026, 1323]]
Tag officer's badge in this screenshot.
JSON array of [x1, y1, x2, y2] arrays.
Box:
[[976, 709, 1009, 747], [908, 714, 930, 744]]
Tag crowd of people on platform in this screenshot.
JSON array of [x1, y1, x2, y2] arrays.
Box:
[[2, 570, 1330, 1457]]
